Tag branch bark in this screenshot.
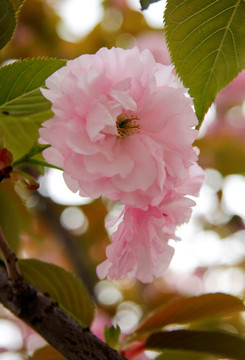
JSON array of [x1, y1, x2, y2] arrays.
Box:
[[0, 263, 126, 360]]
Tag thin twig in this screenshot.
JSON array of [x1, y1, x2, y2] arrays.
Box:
[[0, 227, 23, 286]]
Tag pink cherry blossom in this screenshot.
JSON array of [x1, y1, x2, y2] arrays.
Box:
[[39, 47, 199, 209], [97, 163, 204, 283], [96, 204, 175, 283]]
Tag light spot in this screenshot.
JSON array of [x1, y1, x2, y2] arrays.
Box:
[[39, 169, 93, 206], [95, 281, 123, 306], [0, 320, 23, 350], [113, 301, 142, 333], [101, 8, 123, 32], [60, 206, 88, 233], [222, 175, 245, 219]]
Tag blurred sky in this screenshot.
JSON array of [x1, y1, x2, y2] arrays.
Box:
[[48, 0, 167, 42]]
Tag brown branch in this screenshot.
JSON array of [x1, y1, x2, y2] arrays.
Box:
[[0, 262, 127, 360], [0, 227, 23, 287], [0, 228, 126, 359]]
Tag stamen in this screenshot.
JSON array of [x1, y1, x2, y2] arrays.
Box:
[[116, 113, 140, 138]]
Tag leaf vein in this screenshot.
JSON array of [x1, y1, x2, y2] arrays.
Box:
[[201, 0, 241, 109], [175, 4, 237, 46]]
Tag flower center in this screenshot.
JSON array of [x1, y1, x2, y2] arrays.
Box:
[[116, 113, 140, 138]]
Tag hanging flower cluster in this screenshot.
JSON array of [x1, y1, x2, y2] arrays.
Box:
[[39, 47, 205, 283]]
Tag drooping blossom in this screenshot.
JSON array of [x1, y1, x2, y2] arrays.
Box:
[[39, 47, 199, 209], [97, 163, 204, 283]]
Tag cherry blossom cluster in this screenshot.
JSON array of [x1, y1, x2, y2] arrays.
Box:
[[39, 47, 205, 283]]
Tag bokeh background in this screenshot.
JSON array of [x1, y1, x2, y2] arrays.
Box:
[[0, 0, 245, 359]]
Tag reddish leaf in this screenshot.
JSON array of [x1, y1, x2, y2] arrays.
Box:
[[146, 330, 245, 360], [137, 293, 245, 332]]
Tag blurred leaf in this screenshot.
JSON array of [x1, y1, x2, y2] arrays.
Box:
[[197, 133, 245, 176], [0, 181, 32, 253], [0, 58, 66, 158], [12, 0, 25, 11], [140, 0, 161, 10], [105, 325, 121, 348], [137, 293, 245, 333], [0, 0, 16, 50], [164, 0, 245, 123], [146, 330, 245, 360], [19, 259, 94, 327], [155, 350, 217, 360], [28, 345, 66, 360]]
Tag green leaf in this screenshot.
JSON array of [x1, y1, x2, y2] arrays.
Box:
[[18, 259, 94, 327], [164, 0, 245, 124], [0, 58, 66, 158], [146, 330, 245, 360], [0, 0, 16, 50], [137, 293, 245, 333], [140, 0, 161, 10], [0, 58, 66, 116], [104, 325, 121, 348]]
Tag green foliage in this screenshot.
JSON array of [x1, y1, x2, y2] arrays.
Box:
[[164, 0, 245, 124], [0, 0, 16, 50], [104, 325, 121, 348], [146, 329, 245, 359], [140, 0, 161, 10], [0, 58, 66, 159], [18, 259, 95, 327], [137, 293, 245, 333], [0, 58, 66, 116]]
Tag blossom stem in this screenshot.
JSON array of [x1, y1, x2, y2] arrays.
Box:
[[13, 143, 50, 167]]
